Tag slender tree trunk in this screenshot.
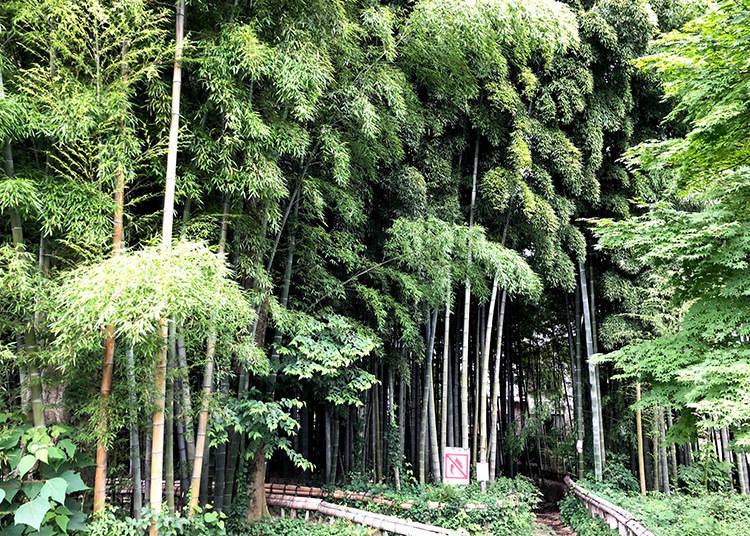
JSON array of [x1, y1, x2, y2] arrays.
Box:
[[331, 413, 340, 484], [213, 405, 227, 511], [144, 431, 151, 508], [176, 332, 194, 469], [199, 441, 210, 506], [666, 411, 678, 487], [127, 347, 143, 517], [658, 408, 670, 493], [150, 2, 185, 530], [374, 372, 384, 481], [651, 415, 659, 492], [489, 290, 507, 481], [419, 310, 438, 483], [573, 289, 585, 478], [479, 276, 499, 473], [579, 261, 602, 480], [461, 136, 480, 449], [188, 198, 228, 514], [588, 265, 605, 466], [325, 407, 333, 484], [389, 368, 401, 490], [175, 388, 189, 499], [635, 383, 647, 495], [428, 365, 441, 483], [397, 372, 405, 490], [440, 294, 450, 476], [165, 332, 176, 513], [720, 427, 733, 490]]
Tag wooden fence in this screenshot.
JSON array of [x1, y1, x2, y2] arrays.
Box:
[[563, 476, 655, 536], [266, 494, 464, 535]]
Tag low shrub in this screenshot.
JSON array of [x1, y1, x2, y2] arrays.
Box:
[[558, 494, 616, 536], [332, 477, 541, 536], [232, 517, 369, 535], [579, 478, 750, 536]]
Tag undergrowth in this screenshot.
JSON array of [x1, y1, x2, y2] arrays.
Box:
[[330, 477, 541, 536]]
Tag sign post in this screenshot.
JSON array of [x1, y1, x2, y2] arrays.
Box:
[[442, 447, 470, 485], [476, 462, 489, 493]]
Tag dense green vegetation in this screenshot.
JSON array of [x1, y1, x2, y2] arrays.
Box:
[[2, 0, 750, 534]]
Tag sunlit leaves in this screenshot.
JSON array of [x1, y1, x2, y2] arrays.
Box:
[[49, 241, 254, 363]]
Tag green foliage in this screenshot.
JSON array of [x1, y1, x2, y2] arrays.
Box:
[[0, 414, 89, 534], [579, 478, 750, 536], [676, 445, 732, 495], [559, 494, 617, 536], [334, 479, 540, 536], [233, 517, 369, 536], [88, 507, 226, 536], [49, 241, 254, 361]]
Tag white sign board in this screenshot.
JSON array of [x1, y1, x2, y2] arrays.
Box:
[[476, 462, 489, 482], [443, 447, 470, 485]]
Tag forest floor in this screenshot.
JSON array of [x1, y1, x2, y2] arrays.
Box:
[[534, 479, 575, 535], [535, 508, 576, 536]]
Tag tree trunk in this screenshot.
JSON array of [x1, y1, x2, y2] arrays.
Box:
[[246, 447, 268, 520], [489, 290, 507, 481], [461, 137, 480, 449], [419, 310, 438, 483], [176, 331, 195, 469], [635, 383, 646, 495], [440, 295, 450, 475], [573, 288, 585, 479], [188, 198, 228, 514], [479, 276, 499, 470], [150, 1, 185, 530], [579, 261, 602, 480], [143, 431, 151, 508], [127, 347, 143, 517], [588, 264, 606, 466], [165, 332, 176, 512], [658, 408, 670, 493], [428, 365, 441, 483]]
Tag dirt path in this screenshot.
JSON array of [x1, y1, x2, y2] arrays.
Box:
[[535, 509, 576, 535]]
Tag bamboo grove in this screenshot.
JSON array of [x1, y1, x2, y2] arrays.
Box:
[[1, 0, 750, 534]]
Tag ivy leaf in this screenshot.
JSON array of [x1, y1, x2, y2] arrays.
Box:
[[14, 495, 51, 531], [0, 480, 21, 503], [17, 454, 36, 477], [57, 439, 76, 459], [59, 471, 88, 493], [22, 482, 43, 500], [0, 428, 24, 450], [40, 478, 67, 505], [54, 513, 69, 533]]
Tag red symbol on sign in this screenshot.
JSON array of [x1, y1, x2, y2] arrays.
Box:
[[443, 448, 470, 484], [447, 455, 468, 479]]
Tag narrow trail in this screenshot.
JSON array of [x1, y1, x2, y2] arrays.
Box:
[[535, 508, 575, 536], [534, 478, 576, 535]]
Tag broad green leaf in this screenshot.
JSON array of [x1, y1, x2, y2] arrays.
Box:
[[46, 446, 65, 461], [0, 429, 23, 450], [14, 495, 51, 531], [57, 439, 76, 459], [0, 524, 25, 536], [0, 489, 5, 504], [40, 478, 67, 505], [17, 454, 35, 478], [0, 481, 20, 503], [59, 471, 88, 493], [22, 482, 43, 500], [54, 513, 69, 533]]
